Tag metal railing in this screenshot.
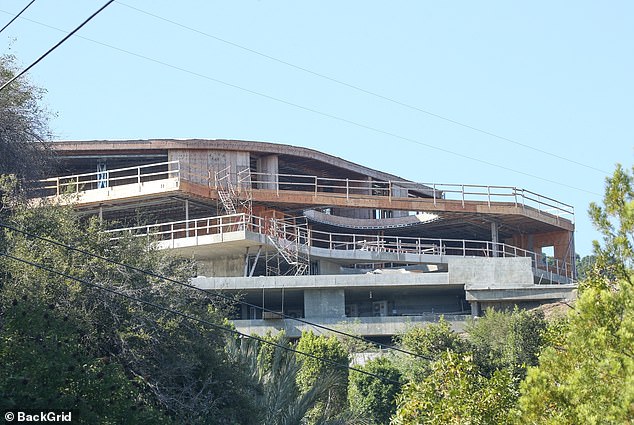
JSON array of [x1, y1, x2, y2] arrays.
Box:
[[182, 168, 573, 222], [36, 161, 574, 222], [105, 213, 575, 282], [105, 213, 263, 245], [35, 161, 180, 197]]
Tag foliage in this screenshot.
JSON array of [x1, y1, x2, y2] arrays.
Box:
[[517, 163, 634, 423], [0, 202, 259, 424], [392, 352, 517, 425], [516, 278, 634, 423], [395, 317, 469, 382], [256, 330, 289, 374], [399, 317, 468, 358], [466, 307, 546, 380], [296, 331, 350, 423], [575, 253, 597, 281], [229, 336, 354, 425], [348, 356, 402, 424], [588, 163, 634, 282], [0, 54, 53, 181]]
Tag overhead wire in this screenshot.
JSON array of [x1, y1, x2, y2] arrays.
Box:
[[0, 250, 403, 387], [114, 0, 609, 176], [0, 0, 114, 92], [0, 10, 601, 197], [0, 221, 434, 361], [0, 0, 35, 34]]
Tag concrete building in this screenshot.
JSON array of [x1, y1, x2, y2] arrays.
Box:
[[35, 139, 576, 339]]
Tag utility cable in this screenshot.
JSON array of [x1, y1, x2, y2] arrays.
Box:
[[0, 221, 435, 361], [114, 0, 609, 176], [0, 250, 403, 387], [0, 10, 601, 197], [0, 0, 35, 34], [0, 0, 114, 92]]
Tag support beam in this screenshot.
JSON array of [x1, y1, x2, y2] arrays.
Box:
[[243, 247, 250, 277], [491, 221, 499, 257], [249, 246, 262, 277], [185, 199, 190, 237]]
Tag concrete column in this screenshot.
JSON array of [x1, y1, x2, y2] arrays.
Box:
[[256, 155, 278, 190], [470, 301, 480, 317], [304, 288, 345, 319], [243, 247, 249, 277], [185, 199, 190, 237], [491, 222, 499, 257]]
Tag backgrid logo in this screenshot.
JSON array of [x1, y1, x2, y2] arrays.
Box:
[[3, 411, 72, 423]]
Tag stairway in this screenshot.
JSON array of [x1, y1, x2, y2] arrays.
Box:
[[266, 218, 310, 276]]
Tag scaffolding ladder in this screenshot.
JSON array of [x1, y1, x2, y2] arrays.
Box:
[[266, 217, 310, 276]]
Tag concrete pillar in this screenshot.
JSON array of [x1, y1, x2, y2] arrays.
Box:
[[256, 155, 278, 190], [491, 222, 499, 257], [304, 288, 345, 319], [470, 301, 480, 317], [185, 199, 190, 237], [243, 247, 249, 277]]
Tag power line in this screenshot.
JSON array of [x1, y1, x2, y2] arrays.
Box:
[[0, 0, 35, 34], [0, 10, 601, 196], [0, 221, 434, 361], [0, 250, 403, 387], [114, 0, 609, 176], [0, 0, 114, 92]]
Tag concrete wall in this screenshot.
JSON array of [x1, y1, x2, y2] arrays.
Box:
[[169, 149, 250, 186], [197, 255, 245, 277], [304, 288, 345, 319], [447, 257, 534, 288], [232, 314, 469, 338], [256, 154, 279, 189]]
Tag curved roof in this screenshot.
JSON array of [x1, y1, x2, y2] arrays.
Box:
[[48, 138, 413, 184]]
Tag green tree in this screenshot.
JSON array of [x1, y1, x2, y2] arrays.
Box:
[[395, 317, 469, 381], [296, 331, 350, 423], [517, 163, 634, 423], [588, 163, 634, 282], [575, 253, 597, 281], [466, 307, 546, 380], [0, 202, 259, 424], [392, 352, 517, 425], [348, 356, 402, 424], [0, 54, 53, 181]]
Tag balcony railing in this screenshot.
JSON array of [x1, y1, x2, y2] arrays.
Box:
[[36, 160, 574, 223], [35, 161, 180, 197], [105, 213, 575, 282]]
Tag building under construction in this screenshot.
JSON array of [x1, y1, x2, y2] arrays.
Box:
[[35, 139, 577, 338]]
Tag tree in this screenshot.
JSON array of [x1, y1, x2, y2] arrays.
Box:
[[0, 54, 53, 181], [395, 317, 469, 381], [392, 352, 517, 425], [229, 336, 355, 425], [348, 356, 402, 424], [0, 202, 260, 424], [588, 163, 634, 282], [517, 163, 634, 423], [296, 331, 350, 423], [575, 253, 597, 281], [466, 307, 546, 380]]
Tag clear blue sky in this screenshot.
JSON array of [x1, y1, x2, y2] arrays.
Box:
[[2, 1, 632, 256]]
